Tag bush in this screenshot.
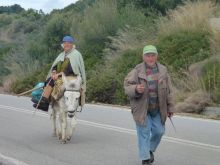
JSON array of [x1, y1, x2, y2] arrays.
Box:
[[157, 30, 212, 71], [80, 43, 105, 71], [111, 49, 142, 104], [87, 49, 142, 104], [86, 24, 154, 104], [158, 1, 215, 37], [27, 41, 47, 61], [118, 4, 150, 28], [70, 0, 120, 69], [0, 14, 12, 27], [11, 64, 51, 94], [86, 69, 116, 103], [202, 59, 220, 103], [73, 0, 119, 44], [44, 14, 69, 61], [0, 44, 12, 77]]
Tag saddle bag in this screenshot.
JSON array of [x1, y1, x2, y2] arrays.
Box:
[[31, 82, 44, 103]]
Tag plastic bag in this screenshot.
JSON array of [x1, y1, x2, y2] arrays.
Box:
[[31, 82, 44, 103]]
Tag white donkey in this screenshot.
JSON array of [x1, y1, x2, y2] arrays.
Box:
[[51, 73, 82, 144]]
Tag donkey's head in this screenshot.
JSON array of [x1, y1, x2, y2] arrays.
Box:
[[62, 73, 82, 112]]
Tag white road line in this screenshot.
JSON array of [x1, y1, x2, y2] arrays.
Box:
[[0, 152, 29, 165], [0, 104, 220, 152], [1, 93, 220, 123], [86, 104, 220, 124]]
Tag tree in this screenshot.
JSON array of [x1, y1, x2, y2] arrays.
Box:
[[44, 14, 70, 61], [117, 0, 183, 15], [0, 4, 24, 14]]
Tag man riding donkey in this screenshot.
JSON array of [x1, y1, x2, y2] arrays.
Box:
[[33, 35, 86, 111]]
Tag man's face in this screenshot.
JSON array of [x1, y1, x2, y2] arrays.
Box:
[[143, 53, 158, 67], [63, 42, 73, 52]]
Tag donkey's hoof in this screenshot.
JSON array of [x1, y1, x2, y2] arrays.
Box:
[[58, 133, 62, 140], [67, 136, 71, 141], [60, 139, 67, 144]]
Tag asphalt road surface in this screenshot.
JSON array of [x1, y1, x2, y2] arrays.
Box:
[[0, 94, 219, 165]]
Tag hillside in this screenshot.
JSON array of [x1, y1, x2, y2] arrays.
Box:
[[0, 0, 220, 113]]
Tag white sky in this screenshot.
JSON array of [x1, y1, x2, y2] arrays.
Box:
[[0, 0, 79, 13]]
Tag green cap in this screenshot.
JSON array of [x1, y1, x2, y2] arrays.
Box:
[[143, 45, 158, 55]]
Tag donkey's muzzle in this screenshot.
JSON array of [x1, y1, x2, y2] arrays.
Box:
[[68, 110, 75, 118]]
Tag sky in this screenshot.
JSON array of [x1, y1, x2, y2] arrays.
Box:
[[0, 0, 79, 13]]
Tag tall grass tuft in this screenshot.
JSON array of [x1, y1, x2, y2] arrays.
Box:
[[158, 0, 215, 37], [209, 18, 220, 54]]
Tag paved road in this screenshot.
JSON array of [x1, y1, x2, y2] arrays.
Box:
[[0, 94, 220, 165]]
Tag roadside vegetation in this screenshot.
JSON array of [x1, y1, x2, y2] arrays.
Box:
[[0, 0, 220, 115]]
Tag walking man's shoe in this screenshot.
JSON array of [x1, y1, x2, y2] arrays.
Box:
[[150, 151, 154, 163], [142, 159, 151, 165]]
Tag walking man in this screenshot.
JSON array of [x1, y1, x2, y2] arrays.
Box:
[[124, 45, 174, 165]]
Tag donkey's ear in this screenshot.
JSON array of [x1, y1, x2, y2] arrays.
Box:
[[77, 74, 82, 83], [62, 72, 67, 84]]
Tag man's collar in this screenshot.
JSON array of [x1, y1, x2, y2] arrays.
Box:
[[145, 63, 157, 69], [64, 48, 74, 55]]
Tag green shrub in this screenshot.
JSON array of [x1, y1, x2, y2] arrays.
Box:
[[87, 49, 142, 104], [158, 1, 214, 37], [0, 45, 11, 60], [118, 4, 150, 28], [112, 49, 142, 104], [157, 30, 212, 71], [44, 14, 69, 61], [202, 59, 220, 103], [73, 0, 119, 44], [86, 69, 117, 103], [27, 41, 47, 61], [11, 64, 51, 93], [0, 44, 12, 77], [0, 14, 12, 27], [80, 43, 105, 71]]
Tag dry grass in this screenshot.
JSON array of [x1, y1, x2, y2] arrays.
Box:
[[71, 0, 118, 45], [172, 70, 204, 106], [158, 0, 215, 37], [175, 90, 213, 113], [171, 69, 203, 94], [157, 0, 220, 111], [210, 3, 220, 54], [104, 25, 152, 62], [173, 56, 220, 112]]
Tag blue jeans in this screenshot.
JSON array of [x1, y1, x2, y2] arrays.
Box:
[[136, 111, 165, 160]]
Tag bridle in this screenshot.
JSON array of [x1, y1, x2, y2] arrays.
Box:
[[64, 89, 80, 92]]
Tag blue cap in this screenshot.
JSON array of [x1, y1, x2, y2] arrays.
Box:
[[62, 36, 74, 43]]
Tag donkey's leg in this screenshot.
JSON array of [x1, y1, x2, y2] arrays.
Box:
[[66, 118, 71, 141], [61, 112, 67, 144], [67, 116, 77, 141], [57, 113, 63, 140], [66, 111, 76, 141], [52, 109, 57, 137]]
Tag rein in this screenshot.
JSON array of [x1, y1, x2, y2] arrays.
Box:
[[64, 89, 80, 92]]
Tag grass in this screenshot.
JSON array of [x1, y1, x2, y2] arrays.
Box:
[[158, 0, 215, 37]]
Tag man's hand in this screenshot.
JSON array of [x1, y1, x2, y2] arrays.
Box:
[[52, 73, 61, 80], [136, 84, 145, 94], [168, 112, 174, 118], [52, 72, 64, 80]]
